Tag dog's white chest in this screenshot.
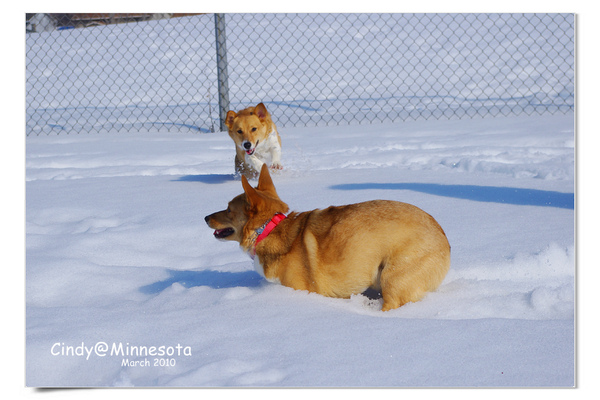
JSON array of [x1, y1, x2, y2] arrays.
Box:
[[253, 255, 280, 284], [253, 256, 266, 278], [254, 130, 279, 157]]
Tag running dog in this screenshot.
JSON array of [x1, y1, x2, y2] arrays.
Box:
[[225, 103, 282, 179]]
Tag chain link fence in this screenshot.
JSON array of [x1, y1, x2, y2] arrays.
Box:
[[26, 13, 574, 136]]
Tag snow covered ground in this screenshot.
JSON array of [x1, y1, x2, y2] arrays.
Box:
[[23, 11, 577, 389], [25, 112, 574, 387]]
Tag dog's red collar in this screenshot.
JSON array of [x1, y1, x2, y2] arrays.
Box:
[[251, 213, 286, 257]]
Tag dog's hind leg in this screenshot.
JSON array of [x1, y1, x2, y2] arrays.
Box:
[[380, 272, 423, 312], [379, 253, 448, 311]]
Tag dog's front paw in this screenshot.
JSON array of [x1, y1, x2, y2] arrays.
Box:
[[270, 163, 283, 170]]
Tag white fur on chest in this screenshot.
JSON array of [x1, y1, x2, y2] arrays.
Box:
[[253, 255, 265, 278], [245, 129, 281, 167], [253, 129, 280, 158], [253, 255, 280, 284]]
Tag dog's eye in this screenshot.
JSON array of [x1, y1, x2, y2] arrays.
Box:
[[251, 127, 257, 132], [237, 130, 243, 134]]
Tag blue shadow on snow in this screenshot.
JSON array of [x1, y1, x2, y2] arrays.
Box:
[[329, 182, 574, 210], [173, 174, 237, 184], [140, 269, 263, 295]]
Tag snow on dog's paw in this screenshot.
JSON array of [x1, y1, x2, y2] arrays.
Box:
[[269, 163, 283, 172]]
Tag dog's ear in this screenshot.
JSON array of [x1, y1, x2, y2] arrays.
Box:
[[225, 110, 236, 129], [254, 103, 268, 121], [242, 174, 261, 208], [257, 164, 278, 197]]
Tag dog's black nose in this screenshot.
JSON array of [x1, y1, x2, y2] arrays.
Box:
[[243, 141, 252, 150], [204, 215, 210, 224]]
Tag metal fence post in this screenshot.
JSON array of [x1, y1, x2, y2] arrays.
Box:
[[214, 13, 230, 132]]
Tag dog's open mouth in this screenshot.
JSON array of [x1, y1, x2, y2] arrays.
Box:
[[245, 140, 259, 156], [213, 228, 235, 239]]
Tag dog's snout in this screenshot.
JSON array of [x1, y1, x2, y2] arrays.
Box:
[[204, 215, 210, 224], [243, 141, 252, 150]]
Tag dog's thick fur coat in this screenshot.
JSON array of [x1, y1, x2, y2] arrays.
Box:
[[225, 102, 282, 179], [205, 165, 451, 311]]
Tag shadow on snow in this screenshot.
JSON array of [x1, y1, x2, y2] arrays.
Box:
[[140, 269, 263, 295], [173, 174, 238, 184], [329, 182, 574, 209]]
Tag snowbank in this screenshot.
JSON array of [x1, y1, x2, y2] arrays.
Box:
[[26, 113, 574, 387]]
